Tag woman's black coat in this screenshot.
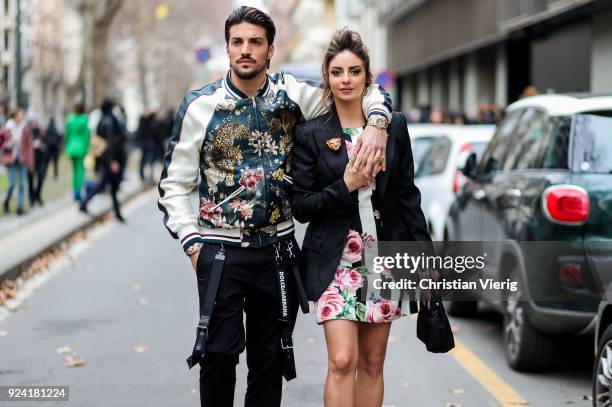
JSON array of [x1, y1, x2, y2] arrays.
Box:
[[290, 111, 431, 301]]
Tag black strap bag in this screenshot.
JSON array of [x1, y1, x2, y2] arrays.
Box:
[[416, 290, 455, 353], [186, 246, 225, 369]]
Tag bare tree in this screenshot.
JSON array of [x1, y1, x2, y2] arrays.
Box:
[[63, 0, 123, 110], [65, 0, 90, 107], [110, 1, 232, 111], [91, 0, 123, 107]]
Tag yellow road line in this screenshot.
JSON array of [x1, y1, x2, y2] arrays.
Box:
[[449, 338, 528, 406]]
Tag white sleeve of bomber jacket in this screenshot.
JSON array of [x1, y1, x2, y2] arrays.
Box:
[[158, 92, 213, 252], [280, 72, 392, 122]]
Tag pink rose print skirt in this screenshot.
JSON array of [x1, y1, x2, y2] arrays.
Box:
[[314, 230, 405, 324]]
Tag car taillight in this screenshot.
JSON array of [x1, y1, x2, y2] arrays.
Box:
[[559, 263, 583, 286], [542, 185, 590, 225], [454, 143, 473, 193], [459, 143, 473, 153], [452, 170, 461, 193]]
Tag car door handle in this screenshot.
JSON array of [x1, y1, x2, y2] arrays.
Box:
[[473, 189, 487, 200]]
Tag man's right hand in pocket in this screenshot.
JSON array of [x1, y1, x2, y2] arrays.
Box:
[[186, 243, 203, 272], [190, 252, 199, 272]]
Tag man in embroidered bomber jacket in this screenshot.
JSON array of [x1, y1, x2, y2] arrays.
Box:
[[158, 6, 392, 407]]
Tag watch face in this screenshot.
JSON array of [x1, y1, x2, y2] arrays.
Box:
[[370, 116, 386, 128]]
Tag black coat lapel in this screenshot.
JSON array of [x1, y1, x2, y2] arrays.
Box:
[[317, 113, 348, 179]]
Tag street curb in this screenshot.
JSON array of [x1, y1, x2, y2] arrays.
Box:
[[0, 185, 154, 285]]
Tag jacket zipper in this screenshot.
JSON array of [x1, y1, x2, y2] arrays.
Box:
[[252, 97, 270, 228], [211, 185, 245, 210]]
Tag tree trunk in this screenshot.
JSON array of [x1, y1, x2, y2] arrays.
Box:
[[91, 26, 111, 108], [91, 0, 123, 108], [65, 1, 92, 109]]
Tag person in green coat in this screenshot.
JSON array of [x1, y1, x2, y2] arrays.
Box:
[[64, 103, 90, 201]]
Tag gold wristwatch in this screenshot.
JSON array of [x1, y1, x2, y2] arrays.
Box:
[[367, 114, 389, 130]]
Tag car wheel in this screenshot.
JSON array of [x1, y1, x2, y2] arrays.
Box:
[[446, 300, 478, 317], [503, 267, 554, 371], [593, 324, 612, 407]]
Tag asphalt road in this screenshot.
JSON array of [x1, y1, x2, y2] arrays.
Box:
[[0, 191, 594, 406]]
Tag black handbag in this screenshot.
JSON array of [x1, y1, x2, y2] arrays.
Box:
[[416, 291, 455, 353]]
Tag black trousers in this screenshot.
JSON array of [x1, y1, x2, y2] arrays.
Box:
[[195, 240, 299, 407], [79, 166, 123, 220], [47, 146, 59, 179], [138, 144, 155, 182], [28, 152, 49, 205]]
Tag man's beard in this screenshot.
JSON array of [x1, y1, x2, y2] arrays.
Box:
[[231, 59, 268, 80]]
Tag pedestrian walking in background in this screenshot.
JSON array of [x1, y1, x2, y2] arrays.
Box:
[[2, 108, 33, 215], [153, 110, 168, 165], [45, 118, 62, 180], [136, 109, 156, 183], [27, 117, 48, 206], [80, 99, 126, 222], [290, 28, 431, 407], [64, 102, 90, 201], [521, 85, 539, 99], [163, 108, 174, 143], [158, 6, 392, 407], [477, 100, 497, 124]]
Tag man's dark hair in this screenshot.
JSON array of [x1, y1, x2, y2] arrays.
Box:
[[225, 6, 275, 46], [74, 102, 85, 114], [101, 98, 114, 114]]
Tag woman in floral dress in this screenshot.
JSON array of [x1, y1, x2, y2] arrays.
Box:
[[291, 29, 431, 406]]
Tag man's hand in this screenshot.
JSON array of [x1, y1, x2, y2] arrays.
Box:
[[187, 242, 203, 272], [352, 126, 388, 177], [190, 252, 199, 272]]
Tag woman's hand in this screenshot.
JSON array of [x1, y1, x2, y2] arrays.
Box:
[[419, 268, 441, 310], [343, 152, 375, 192]]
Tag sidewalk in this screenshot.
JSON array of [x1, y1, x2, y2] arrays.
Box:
[[0, 172, 151, 283]]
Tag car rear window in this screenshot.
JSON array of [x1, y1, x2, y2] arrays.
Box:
[[411, 137, 435, 171], [415, 136, 451, 177], [571, 112, 612, 174], [541, 117, 571, 169]]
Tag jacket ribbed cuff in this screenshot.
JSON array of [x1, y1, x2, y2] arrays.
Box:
[[179, 225, 204, 254], [367, 109, 391, 122]]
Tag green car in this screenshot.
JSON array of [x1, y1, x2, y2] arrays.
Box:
[[447, 94, 612, 371]]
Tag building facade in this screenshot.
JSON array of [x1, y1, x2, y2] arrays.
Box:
[[380, 0, 612, 119], [268, 0, 389, 88], [335, 0, 387, 76]]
